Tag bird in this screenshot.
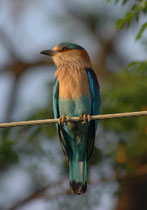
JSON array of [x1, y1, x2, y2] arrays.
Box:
[[40, 42, 100, 195]]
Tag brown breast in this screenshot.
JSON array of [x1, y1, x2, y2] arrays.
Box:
[[58, 70, 90, 100]]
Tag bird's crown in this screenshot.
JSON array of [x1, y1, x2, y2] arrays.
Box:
[[57, 42, 84, 51]]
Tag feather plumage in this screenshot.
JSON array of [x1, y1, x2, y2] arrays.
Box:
[[53, 67, 100, 194], [42, 42, 100, 195]]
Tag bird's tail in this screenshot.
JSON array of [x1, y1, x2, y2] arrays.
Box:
[[69, 160, 87, 195]]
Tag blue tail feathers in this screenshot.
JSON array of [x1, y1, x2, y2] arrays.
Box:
[[69, 161, 87, 195]]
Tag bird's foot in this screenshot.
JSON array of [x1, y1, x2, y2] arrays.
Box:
[[79, 114, 91, 125], [58, 116, 70, 125]]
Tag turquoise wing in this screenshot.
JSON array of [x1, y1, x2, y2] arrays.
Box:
[[53, 79, 71, 159], [53, 79, 60, 119], [86, 68, 100, 160]]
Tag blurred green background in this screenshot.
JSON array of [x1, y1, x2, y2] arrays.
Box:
[[0, 0, 147, 209]]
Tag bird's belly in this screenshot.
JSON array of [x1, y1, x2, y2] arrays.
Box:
[[59, 95, 91, 117]]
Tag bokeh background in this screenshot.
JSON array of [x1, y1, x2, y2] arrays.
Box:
[[0, 0, 147, 210]]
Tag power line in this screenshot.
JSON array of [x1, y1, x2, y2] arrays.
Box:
[[0, 111, 147, 128]]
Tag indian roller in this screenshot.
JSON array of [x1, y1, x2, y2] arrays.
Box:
[[40, 42, 100, 195]]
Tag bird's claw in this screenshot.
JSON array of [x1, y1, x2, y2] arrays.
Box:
[[58, 116, 70, 125], [87, 114, 91, 122], [79, 114, 91, 125]]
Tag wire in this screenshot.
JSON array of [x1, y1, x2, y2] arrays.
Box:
[[0, 111, 147, 128]]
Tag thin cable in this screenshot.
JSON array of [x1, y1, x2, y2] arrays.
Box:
[[0, 111, 147, 128]]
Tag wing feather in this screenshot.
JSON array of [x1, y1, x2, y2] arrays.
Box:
[[53, 80, 71, 158], [86, 68, 100, 160]]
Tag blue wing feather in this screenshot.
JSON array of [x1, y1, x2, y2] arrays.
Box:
[[86, 68, 100, 129], [86, 68, 100, 160], [53, 79, 59, 119], [53, 79, 71, 158]]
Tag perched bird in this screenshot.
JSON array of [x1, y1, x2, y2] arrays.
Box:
[[40, 42, 100, 195]]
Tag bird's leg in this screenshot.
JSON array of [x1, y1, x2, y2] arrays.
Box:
[[58, 115, 70, 125], [64, 115, 70, 125], [87, 114, 91, 122], [79, 114, 86, 124], [58, 116, 65, 125], [79, 114, 91, 125]]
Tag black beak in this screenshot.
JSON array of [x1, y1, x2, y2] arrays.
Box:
[[40, 50, 57, 56]]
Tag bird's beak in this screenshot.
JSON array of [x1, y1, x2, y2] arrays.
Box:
[[40, 49, 57, 56]]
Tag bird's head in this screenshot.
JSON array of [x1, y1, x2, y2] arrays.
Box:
[[40, 42, 91, 68]]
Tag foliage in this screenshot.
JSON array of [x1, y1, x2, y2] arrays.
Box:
[[109, 0, 147, 40], [101, 70, 147, 172], [0, 129, 19, 170], [127, 60, 147, 73], [136, 22, 147, 40]]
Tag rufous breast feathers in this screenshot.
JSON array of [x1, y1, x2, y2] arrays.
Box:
[[58, 70, 91, 100]]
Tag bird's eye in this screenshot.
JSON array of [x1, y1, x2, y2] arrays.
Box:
[[62, 47, 68, 51]]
